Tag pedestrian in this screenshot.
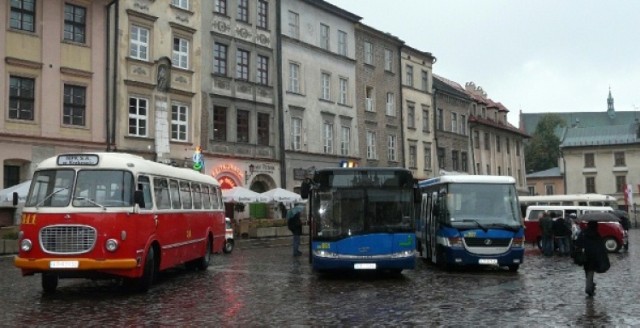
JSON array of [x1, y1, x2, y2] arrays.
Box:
[[553, 215, 572, 256], [278, 202, 287, 219], [287, 205, 303, 256], [539, 211, 554, 256], [575, 220, 610, 297]]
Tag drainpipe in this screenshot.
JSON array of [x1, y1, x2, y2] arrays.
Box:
[[105, 0, 118, 151], [110, 0, 120, 151], [397, 44, 405, 168], [275, 0, 286, 188]]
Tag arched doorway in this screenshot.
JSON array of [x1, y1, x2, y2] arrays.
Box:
[[248, 173, 275, 193]]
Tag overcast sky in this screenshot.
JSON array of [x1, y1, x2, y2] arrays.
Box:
[[325, 0, 640, 126]]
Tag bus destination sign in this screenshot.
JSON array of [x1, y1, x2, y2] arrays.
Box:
[[57, 154, 100, 166]]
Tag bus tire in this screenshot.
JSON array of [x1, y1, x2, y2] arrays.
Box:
[[196, 237, 213, 270], [42, 273, 58, 293], [128, 247, 155, 293]]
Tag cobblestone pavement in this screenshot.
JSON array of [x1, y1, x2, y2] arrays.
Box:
[[1, 230, 639, 326]]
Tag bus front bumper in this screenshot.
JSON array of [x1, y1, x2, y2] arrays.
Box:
[[14, 256, 138, 273], [312, 250, 416, 271]]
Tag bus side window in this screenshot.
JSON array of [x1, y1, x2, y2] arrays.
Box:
[[180, 181, 192, 209], [211, 186, 221, 209], [153, 177, 170, 210], [192, 183, 203, 209], [202, 185, 212, 209], [138, 175, 153, 209], [169, 179, 181, 209]]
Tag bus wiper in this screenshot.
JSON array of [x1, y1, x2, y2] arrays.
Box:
[[460, 219, 488, 232], [74, 196, 107, 210], [489, 223, 520, 232], [35, 187, 69, 208]]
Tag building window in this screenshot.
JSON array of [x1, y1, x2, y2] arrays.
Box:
[[616, 176, 626, 192], [528, 186, 535, 196], [128, 96, 148, 136], [496, 135, 501, 152], [338, 30, 347, 56], [9, 76, 35, 121], [291, 117, 302, 150], [437, 108, 443, 130], [452, 150, 459, 171], [257, 0, 268, 29], [614, 152, 626, 167], [498, 166, 502, 175], [64, 4, 86, 43], [461, 152, 468, 172], [257, 55, 269, 85], [171, 103, 188, 141], [516, 141, 520, 156], [321, 73, 331, 100], [384, 48, 393, 71], [473, 131, 480, 149], [320, 24, 330, 50], [460, 115, 466, 135], [421, 70, 429, 92], [451, 113, 458, 133], [585, 176, 596, 193], [506, 138, 510, 154], [237, 110, 249, 143], [364, 42, 373, 65], [288, 62, 300, 93], [476, 163, 481, 174], [213, 43, 228, 75], [424, 144, 432, 171], [63, 85, 85, 126], [130, 26, 149, 61], [437, 147, 445, 169], [407, 104, 415, 128], [486, 164, 491, 175], [386, 92, 395, 116], [409, 145, 417, 168], [288, 11, 299, 39], [172, 37, 189, 69], [214, 0, 226, 14], [10, 0, 35, 32], [237, 0, 249, 22], [236, 48, 249, 80], [4, 165, 20, 189], [405, 65, 413, 87], [422, 107, 430, 132], [323, 122, 333, 154], [545, 184, 554, 195], [339, 78, 348, 105], [388, 134, 397, 162], [213, 106, 226, 141], [484, 132, 490, 150], [366, 131, 377, 159], [365, 86, 374, 112], [584, 153, 595, 168], [171, 0, 189, 10], [341, 126, 350, 156], [257, 112, 269, 146]]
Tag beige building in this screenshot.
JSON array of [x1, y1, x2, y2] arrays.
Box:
[[106, 0, 203, 166], [1, 0, 110, 188], [400, 46, 436, 180]]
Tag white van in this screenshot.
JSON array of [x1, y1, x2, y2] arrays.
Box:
[[524, 205, 614, 222]]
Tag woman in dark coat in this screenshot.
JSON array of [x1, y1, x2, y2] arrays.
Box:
[[575, 220, 610, 297]]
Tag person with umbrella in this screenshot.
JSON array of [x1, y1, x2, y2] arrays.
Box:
[[287, 203, 305, 256], [575, 220, 611, 297]]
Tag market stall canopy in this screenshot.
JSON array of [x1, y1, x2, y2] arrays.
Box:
[[257, 188, 301, 203], [0, 180, 31, 207], [222, 186, 261, 203]]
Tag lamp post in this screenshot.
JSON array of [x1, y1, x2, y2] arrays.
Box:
[[245, 164, 255, 185]]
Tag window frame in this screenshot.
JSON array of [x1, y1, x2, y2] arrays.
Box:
[[257, 54, 269, 85], [323, 122, 333, 154], [366, 130, 377, 160], [130, 25, 150, 61], [236, 109, 249, 143], [257, 0, 269, 29], [340, 126, 350, 156], [9, 75, 35, 121], [172, 36, 190, 69], [288, 62, 300, 93], [237, 0, 249, 22], [236, 48, 250, 80], [213, 106, 227, 141], [63, 84, 86, 126], [388, 134, 397, 162], [364, 42, 373, 65], [257, 112, 270, 146], [10, 0, 36, 32], [291, 117, 302, 150], [213, 42, 228, 76], [128, 96, 148, 137], [337, 30, 347, 56], [321, 72, 331, 101], [214, 0, 227, 15], [171, 103, 188, 142], [64, 3, 86, 44]]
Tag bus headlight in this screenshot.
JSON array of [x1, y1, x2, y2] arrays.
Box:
[[105, 239, 119, 252], [446, 237, 464, 248], [20, 239, 32, 252], [511, 237, 525, 248]]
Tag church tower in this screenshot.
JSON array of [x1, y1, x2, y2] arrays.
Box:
[[607, 87, 615, 119]]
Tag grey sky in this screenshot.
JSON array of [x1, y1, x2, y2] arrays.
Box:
[[325, 0, 640, 126]]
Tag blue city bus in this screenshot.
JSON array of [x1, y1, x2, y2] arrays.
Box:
[[300, 168, 417, 273], [416, 175, 524, 271]]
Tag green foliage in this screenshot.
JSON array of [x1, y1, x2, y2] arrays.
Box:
[[525, 114, 566, 173]]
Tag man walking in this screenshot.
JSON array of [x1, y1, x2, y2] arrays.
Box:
[[539, 211, 554, 256], [287, 204, 304, 256]]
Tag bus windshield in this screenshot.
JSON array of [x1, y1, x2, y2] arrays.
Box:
[[444, 183, 521, 229], [312, 187, 414, 239], [26, 169, 134, 208]]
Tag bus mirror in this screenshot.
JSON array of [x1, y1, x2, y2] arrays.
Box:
[[134, 190, 145, 209], [12, 192, 18, 206], [300, 179, 311, 199]]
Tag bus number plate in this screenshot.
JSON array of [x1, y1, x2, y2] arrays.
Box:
[[354, 263, 376, 270], [478, 259, 498, 265], [50, 261, 79, 269]]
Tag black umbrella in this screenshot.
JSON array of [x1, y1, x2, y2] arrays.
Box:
[[578, 212, 620, 223]]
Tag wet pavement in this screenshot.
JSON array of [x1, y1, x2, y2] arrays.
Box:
[[1, 230, 640, 326]]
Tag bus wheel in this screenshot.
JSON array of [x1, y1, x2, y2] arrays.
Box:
[[508, 264, 520, 272], [42, 273, 58, 293], [196, 238, 212, 270], [128, 247, 155, 293]]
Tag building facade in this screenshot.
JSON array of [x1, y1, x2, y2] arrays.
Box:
[[400, 46, 435, 180], [1, 0, 110, 188], [354, 23, 404, 169]]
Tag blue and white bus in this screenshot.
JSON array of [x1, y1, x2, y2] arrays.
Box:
[[300, 168, 417, 273], [417, 175, 524, 271]]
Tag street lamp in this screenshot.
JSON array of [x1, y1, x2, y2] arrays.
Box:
[[245, 164, 255, 184]]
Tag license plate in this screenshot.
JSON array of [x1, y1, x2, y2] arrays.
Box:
[[50, 260, 79, 269], [354, 263, 376, 270], [478, 258, 498, 265]]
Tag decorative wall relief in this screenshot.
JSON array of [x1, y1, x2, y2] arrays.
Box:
[[213, 21, 230, 34], [236, 27, 252, 39], [256, 34, 271, 46], [133, 66, 147, 76]]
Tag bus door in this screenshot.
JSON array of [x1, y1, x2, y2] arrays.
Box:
[[133, 175, 156, 256], [424, 192, 437, 262]]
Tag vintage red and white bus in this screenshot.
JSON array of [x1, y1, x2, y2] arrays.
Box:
[[14, 152, 225, 293]]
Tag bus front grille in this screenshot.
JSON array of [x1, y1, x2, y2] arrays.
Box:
[[464, 237, 512, 247], [40, 225, 97, 254]]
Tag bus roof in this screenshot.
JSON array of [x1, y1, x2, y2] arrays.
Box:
[[36, 152, 220, 186], [519, 194, 617, 202], [418, 175, 516, 188]]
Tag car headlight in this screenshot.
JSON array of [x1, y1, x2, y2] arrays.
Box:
[[20, 239, 32, 252], [105, 239, 119, 252]]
